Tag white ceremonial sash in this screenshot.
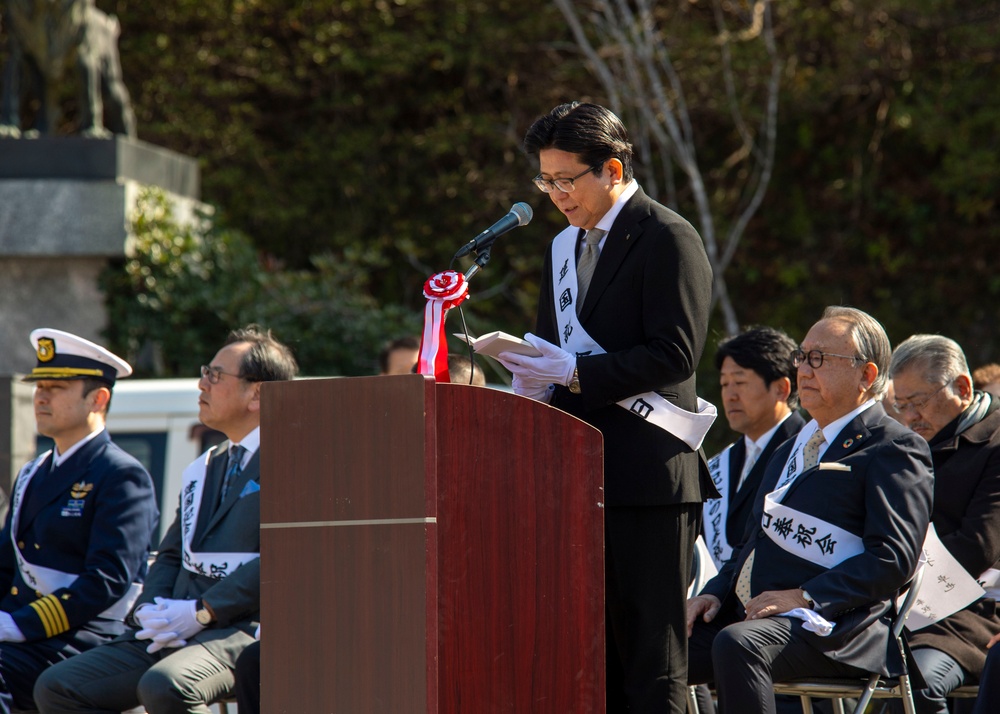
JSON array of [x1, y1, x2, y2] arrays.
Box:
[[760, 481, 864, 570], [904, 524, 989, 631], [180, 447, 260, 580], [550, 227, 717, 450], [9, 452, 142, 621], [703, 446, 734, 568], [979, 568, 1000, 601]]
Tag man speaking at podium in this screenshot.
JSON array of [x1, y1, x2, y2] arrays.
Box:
[[497, 102, 717, 714]]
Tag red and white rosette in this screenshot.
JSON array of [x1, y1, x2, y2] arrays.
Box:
[[418, 270, 470, 382]]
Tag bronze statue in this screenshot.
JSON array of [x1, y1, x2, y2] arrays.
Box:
[[0, 0, 136, 138]]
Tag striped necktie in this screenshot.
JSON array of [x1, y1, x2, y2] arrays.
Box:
[[220, 445, 246, 505], [735, 430, 826, 605]]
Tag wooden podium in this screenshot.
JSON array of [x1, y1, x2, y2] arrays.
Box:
[[260, 375, 605, 713]]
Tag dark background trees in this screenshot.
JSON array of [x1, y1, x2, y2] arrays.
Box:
[[6, 0, 996, 447]]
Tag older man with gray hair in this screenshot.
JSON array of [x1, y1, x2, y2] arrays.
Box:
[[888, 334, 1000, 713], [686, 306, 934, 714]]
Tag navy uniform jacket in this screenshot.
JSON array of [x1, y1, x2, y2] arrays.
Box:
[[703, 403, 934, 676], [536, 187, 717, 506], [0, 430, 158, 652], [122, 443, 261, 668]]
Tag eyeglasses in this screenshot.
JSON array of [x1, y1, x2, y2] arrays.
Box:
[[791, 349, 865, 369], [532, 165, 601, 193], [891, 382, 949, 415], [200, 364, 244, 384]]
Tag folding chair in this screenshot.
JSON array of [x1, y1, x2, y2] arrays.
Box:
[[771, 562, 926, 714]]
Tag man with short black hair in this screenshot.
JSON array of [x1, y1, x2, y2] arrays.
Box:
[[35, 325, 298, 714], [703, 326, 805, 570], [498, 101, 717, 713], [0, 328, 158, 714]]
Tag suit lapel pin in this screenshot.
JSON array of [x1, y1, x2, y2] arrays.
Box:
[[842, 438, 853, 448]]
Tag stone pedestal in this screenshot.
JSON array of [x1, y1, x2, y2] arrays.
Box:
[[0, 136, 200, 483]]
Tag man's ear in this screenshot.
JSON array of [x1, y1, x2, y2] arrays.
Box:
[[771, 376, 792, 403], [861, 362, 878, 393], [606, 158, 624, 184], [247, 383, 262, 413], [90, 386, 111, 414]]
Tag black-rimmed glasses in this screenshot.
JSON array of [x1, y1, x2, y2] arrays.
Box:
[[532, 165, 601, 193], [791, 349, 865, 369]]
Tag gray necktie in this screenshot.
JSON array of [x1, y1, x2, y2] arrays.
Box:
[[576, 229, 605, 314]]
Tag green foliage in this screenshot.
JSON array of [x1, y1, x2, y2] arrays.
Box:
[[86, 0, 1000, 398], [101, 189, 421, 377]]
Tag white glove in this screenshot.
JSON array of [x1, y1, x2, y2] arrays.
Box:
[[135, 597, 204, 642], [134, 601, 168, 630], [497, 333, 576, 387], [144, 631, 188, 654], [512, 373, 554, 403], [0, 612, 25, 643]]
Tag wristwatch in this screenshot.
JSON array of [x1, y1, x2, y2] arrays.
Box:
[[195, 599, 215, 626], [800, 589, 815, 609], [568, 367, 581, 394]]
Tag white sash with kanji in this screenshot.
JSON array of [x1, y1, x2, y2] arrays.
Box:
[[550, 227, 717, 451], [180, 447, 260, 580], [703, 446, 734, 568], [9, 452, 142, 621]]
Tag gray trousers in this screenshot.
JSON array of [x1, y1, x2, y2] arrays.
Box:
[[33, 638, 234, 714]]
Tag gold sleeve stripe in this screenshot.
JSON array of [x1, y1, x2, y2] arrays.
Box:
[[29, 595, 70, 637]]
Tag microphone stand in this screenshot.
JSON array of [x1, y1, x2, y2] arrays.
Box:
[[462, 245, 492, 282]]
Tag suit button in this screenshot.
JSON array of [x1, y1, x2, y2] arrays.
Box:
[[34, 544, 40, 550], [16, 541, 24, 550], [757, 530, 765, 539], [10, 587, 16, 596], [35, 591, 42, 598]]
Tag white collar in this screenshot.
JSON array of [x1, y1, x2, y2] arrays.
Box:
[[798, 399, 877, 459], [743, 412, 793, 456], [52, 426, 105, 467], [591, 180, 640, 240]]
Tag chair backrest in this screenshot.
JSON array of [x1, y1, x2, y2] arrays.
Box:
[[894, 559, 926, 639]]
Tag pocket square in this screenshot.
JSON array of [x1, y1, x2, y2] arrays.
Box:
[[818, 462, 851, 472], [239, 480, 261, 498]]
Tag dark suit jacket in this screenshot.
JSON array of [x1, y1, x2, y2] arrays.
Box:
[[907, 398, 1000, 677], [536, 187, 716, 506], [702, 403, 934, 676], [123, 442, 260, 667], [723, 412, 806, 547], [0, 430, 158, 651]]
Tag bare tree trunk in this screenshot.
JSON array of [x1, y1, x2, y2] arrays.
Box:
[[552, 0, 782, 337]]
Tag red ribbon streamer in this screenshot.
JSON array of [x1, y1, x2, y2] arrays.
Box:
[[418, 270, 470, 382]]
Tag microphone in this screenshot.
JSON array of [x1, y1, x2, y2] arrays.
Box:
[[454, 202, 533, 258]]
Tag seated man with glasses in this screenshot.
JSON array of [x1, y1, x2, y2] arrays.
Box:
[[35, 325, 299, 714], [886, 334, 1000, 714], [686, 306, 933, 714]]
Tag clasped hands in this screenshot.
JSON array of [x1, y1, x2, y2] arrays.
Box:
[[495, 333, 575, 402], [134, 597, 204, 654], [686, 589, 813, 636]]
